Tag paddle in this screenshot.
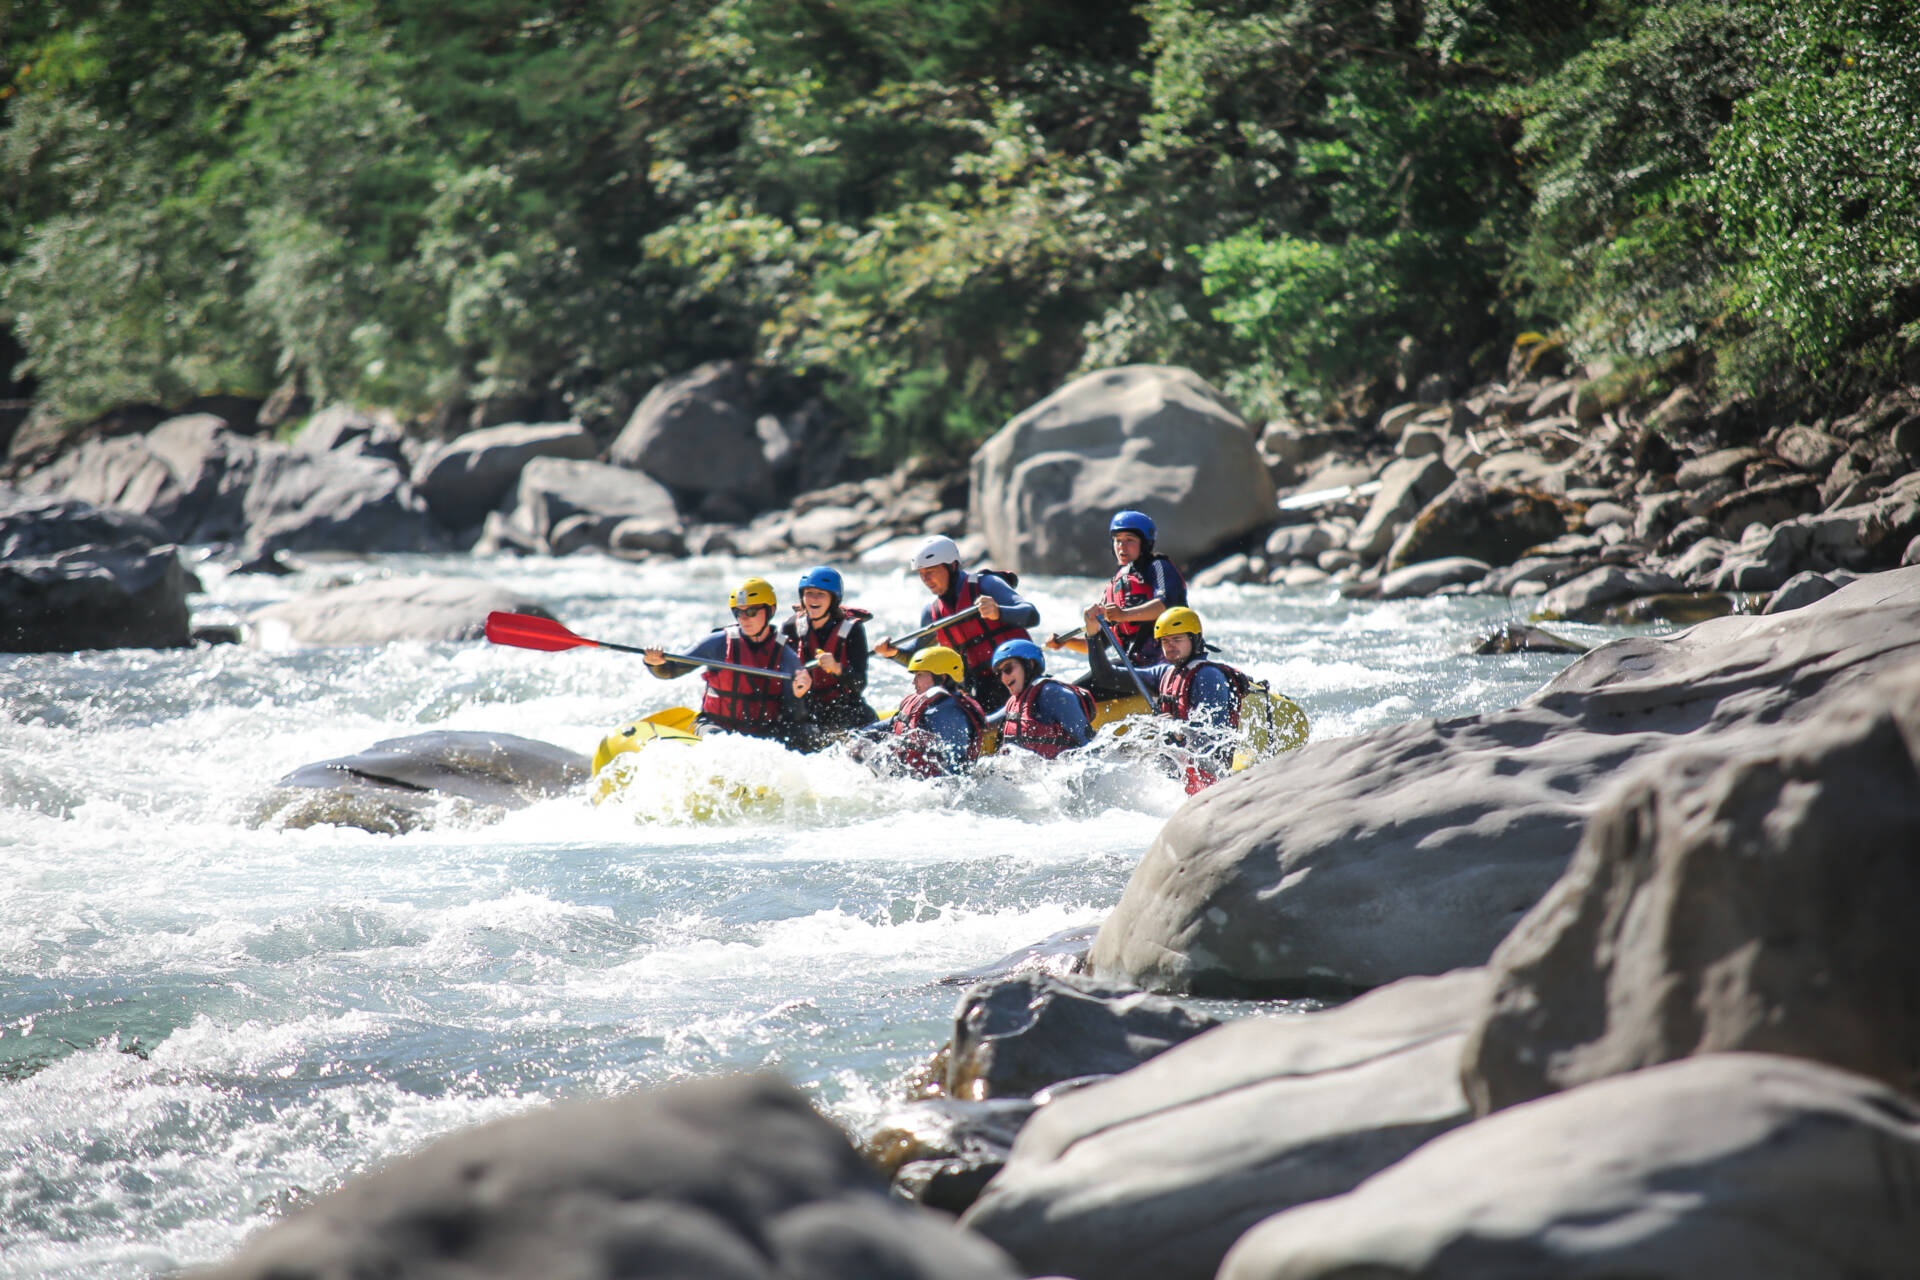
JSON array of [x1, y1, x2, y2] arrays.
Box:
[[1045, 628, 1089, 654], [485, 611, 802, 682], [881, 603, 983, 652], [1095, 615, 1160, 708]]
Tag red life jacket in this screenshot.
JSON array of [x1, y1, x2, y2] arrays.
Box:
[[890, 685, 986, 777], [929, 570, 1030, 677], [1158, 658, 1250, 727], [700, 626, 788, 729], [1100, 555, 1174, 653], [783, 607, 870, 708], [1001, 678, 1099, 759]]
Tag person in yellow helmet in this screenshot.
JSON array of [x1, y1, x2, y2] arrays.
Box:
[[1087, 605, 1251, 792], [644, 577, 814, 747], [863, 645, 987, 777]]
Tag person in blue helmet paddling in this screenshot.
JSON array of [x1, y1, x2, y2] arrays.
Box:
[[644, 576, 814, 749], [1087, 605, 1248, 792], [992, 638, 1095, 759], [874, 535, 1039, 715], [780, 565, 876, 736], [1082, 510, 1188, 678]]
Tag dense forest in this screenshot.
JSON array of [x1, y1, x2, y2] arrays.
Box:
[[2, 0, 1917, 462]]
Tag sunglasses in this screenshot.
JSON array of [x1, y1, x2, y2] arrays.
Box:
[[994, 662, 1023, 677], [732, 606, 768, 618]]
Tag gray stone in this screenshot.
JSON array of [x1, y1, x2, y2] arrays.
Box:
[[1581, 500, 1631, 530], [1474, 450, 1560, 491], [1536, 565, 1681, 620], [1350, 455, 1454, 558], [1384, 477, 1567, 570], [247, 576, 552, 648], [1675, 446, 1762, 490], [970, 366, 1275, 576], [1397, 426, 1445, 459], [1376, 557, 1490, 599], [0, 489, 192, 652], [1219, 1054, 1920, 1280], [964, 971, 1488, 1280], [938, 971, 1218, 1103], [1264, 523, 1332, 563], [410, 422, 599, 529], [1089, 569, 1920, 995], [608, 360, 776, 508], [1463, 663, 1920, 1113], [197, 1075, 1022, 1280], [295, 404, 408, 465], [1763, 569, 1855, 613], [511, 457, 681, 555], [1774, 425, 1848, 473], [240, 445, 446, 560], [259, 730, 591, 834]]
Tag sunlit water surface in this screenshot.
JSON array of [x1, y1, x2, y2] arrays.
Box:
[[0, 551, 1652, 1276]]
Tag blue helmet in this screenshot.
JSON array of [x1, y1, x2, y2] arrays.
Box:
[[991, 638, 1045, 675], [1109, 510, 1156, 542], [797, 565, 844, 598]]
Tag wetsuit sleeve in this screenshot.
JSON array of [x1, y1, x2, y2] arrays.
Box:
[[1152, 557, 1188, 607], [776, 643, 807, 718], [925, 697, 974, 765], [650, 630, 728, 680], [980, 574, 1041, 630], [842, 621, 870, 699], [1039, 681, 1093, 747], [1189, 664, 1237, 728]]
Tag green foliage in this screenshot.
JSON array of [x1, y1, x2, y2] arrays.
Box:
[[3, 0, 1919, 450], [1701, 0, 1920, 394]]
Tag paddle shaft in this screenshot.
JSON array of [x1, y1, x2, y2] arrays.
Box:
[[884, 603, 983, 651], [1097, 616, 1160, 706], [484, 611, 798, 681]]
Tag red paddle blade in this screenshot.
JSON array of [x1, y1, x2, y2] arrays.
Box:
[[485, 611, 598, 652]]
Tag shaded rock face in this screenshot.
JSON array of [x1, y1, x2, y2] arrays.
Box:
[[258, 730, 589, 834], [1461, 662, 1920, 1113], [863, 1097, 1037, 1216], [246, 577, 555, 648], [0, 489, 192, 652], [410, 421, 599, 530], [940, 972, 1220, 1102], [962, 970, 1488, 1280], [20, 413, 443, 558], [1384, 477, 1568, 570], [1217, 1054, 1920, 1280], [506, 456, 682, 555], [970, 366, 1276, 577], [194, 1074, 1023, 1280], [1090, 567, 1920, 996], [608, 360, 776, 510]]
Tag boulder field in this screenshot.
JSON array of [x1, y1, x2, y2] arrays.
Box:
[[1090, 565, 1920, 996]]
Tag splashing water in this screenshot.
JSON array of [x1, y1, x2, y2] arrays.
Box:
[[0, 550, 1647, 1276]]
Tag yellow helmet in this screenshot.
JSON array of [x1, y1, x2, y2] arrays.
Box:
[[729, 577, 777, 612], [1154, 606, 1203, 640], [907, 645, 965, 686]]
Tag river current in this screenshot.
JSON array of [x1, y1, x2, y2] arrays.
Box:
[[0, 550, 1645, 1276]]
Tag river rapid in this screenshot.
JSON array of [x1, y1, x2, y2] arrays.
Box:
[[0, 550, 1647, 1276]]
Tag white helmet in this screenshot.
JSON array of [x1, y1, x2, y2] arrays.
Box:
[[911, 535, 961, 571]]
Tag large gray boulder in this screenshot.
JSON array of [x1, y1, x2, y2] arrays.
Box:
[[410, 421, 600, 530], [1462, 660, 1920, 1113], [506, 456, 683, 555], [246, 577, 553, 648], [607, 360, 776, 510], [961, 970, 1487, 1280], [19, 413, 443, 556], [257, 729, 592, 835], [969, 366, 1275, 577], [0, 489, 192, 652], [195, 1074, 1023, 1280], [1090, 567, 1920, 995], [1217, 1054, 1920, 1280]]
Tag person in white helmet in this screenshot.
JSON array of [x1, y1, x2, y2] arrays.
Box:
[[874, 535, 1039, 713]]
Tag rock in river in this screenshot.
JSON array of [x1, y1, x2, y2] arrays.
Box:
[[1090, 566, 1920, 995]]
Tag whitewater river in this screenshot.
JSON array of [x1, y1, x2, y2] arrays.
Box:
[[0, 549, 1648, 1276]]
